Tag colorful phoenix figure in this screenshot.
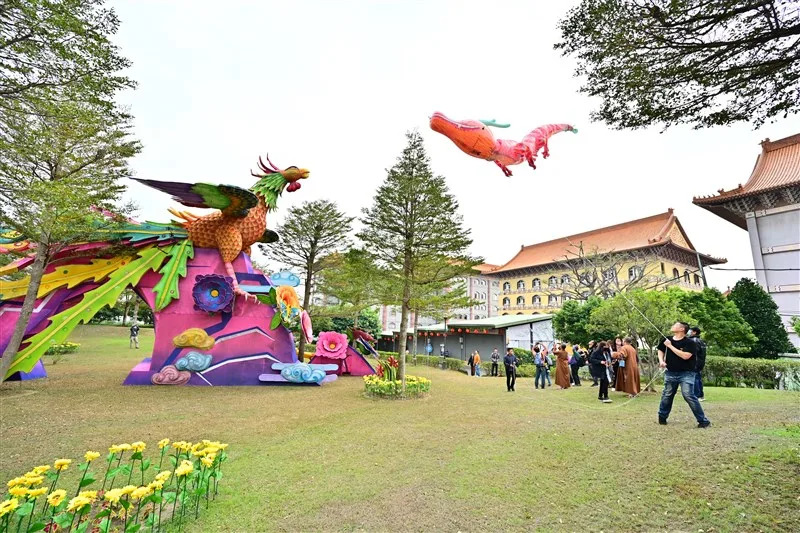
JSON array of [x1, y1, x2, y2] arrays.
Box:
[[429, 111, 577, 176]]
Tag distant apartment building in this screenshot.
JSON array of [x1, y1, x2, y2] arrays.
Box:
[[378, 264, 501, 333], [693, 133, 800, 348]]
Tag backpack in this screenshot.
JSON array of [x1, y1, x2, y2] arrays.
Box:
[[578, 353, 587, 367]]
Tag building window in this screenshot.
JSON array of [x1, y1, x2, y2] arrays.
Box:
[[532, 295, 541, 306], [581, 291, 590, 299], [628, 266, 642, 280], [517, 280, 525, 290], [661, 262, 665, 275], [563, 294, 571, 302], [502, 297, 510, 308], [684, 270, 690, 283], [561, 274, 570, 285], [548, 294, 558, 306], [503, 281, 510, 292], [516, 296, 525, 306], [389, 322, 396, 330], [672, 268, 680, 279], [548, 276, 558, 288], [603, 269, 616, 281], [579, 271, 594, 284], [532, 278, 541, 290], [694, 274, 701, 286]]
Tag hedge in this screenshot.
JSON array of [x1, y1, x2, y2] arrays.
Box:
[[704, 355, 800, 390]]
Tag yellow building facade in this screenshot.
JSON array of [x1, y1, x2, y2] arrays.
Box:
[[487, 210, 726, 315]]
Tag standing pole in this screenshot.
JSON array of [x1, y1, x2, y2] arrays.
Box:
[[695, 250, 708, 287]]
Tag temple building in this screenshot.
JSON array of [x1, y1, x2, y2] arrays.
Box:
[[693, 133, 800, 348], [485, 209, 725, 315]]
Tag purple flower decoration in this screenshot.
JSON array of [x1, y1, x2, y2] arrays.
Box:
[[193, 274, 234, 313]]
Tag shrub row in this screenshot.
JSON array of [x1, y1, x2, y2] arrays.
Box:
[[44, 342, 80, 355], [704, 355, 800, 390]]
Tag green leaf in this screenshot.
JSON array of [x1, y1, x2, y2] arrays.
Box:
[[15, 501, 34, 517], [152, 240, 194, 311], [54, 513, 74, 529], [98, 517, 112, 533], [79, 473, 96, 487], [5, 247, 168, 377], [169, 455, 178, 467], [130, 451, 142, 461], [150, 493, 162, 504], [126, 523, 141, 533], [27, 522, 46, 532], [142, 459, 151, 471], [270, 312, 282, 330], [162, 491, 177, 504], [119, 499, 131, 510], [76, 520, 89, 533], [95, 508, 111, 519], [78, 462, 89, 472]]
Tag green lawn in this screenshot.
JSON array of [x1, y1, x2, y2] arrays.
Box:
[[2, 326, 799, 532]]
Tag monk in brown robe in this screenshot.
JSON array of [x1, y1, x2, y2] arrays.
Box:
[[613, 337, 640, 396], [554, 344, 571, 389]]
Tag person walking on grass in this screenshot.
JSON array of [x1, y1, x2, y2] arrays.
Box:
[[554, 344, 570, 390], [534, 346, 547, 389], [688, 327, 707, 402], [504, 348, 519, 392], [490, 349, 500, 377], [129, 322, 140, 349], [474, 351, 482, 377], [467, 351, 476, 376], [590, 341, 613, 403], [657, 322, 711, 428], [569, 345, 582, 386], [587, 340, 599, 387]]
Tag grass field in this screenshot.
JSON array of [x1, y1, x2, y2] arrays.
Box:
[[2, 325, 799, 532]]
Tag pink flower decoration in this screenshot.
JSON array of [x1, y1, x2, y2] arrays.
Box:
[[315, 331, 348, 360], [300, 310, 313, 343]]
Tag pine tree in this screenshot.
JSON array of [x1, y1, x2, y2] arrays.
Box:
[[358, 131, 476, 390], [259, 200, 354, 358], [729, 278, 794, 358]]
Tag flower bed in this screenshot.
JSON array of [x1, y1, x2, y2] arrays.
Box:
[[44, 342, 80, 356], [363, 374, 431, 398], [0, 438, 228, 532]]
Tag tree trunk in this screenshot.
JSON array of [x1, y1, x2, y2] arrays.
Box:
[[122, 288, 130, 326], [299, 261, 313, 360], [0, 242, 49, 384], [398, 278, 412, 392], [412, 309, 419, 365], [132, 298, 140, 325]]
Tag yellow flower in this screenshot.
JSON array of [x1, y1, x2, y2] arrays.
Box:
[[200, 456, 214, 468], [23, 475, 44, 486], [171, 441, 184, 450], [117, 443, 132, 452], [32, 465, 51, 475], [53, 459, 71, 471], [66, 495, 92, 513], [6, 477, 28, 488], [0, 499, 19, 518], [175, 460, 193, 477], [180, 442, 192, 452], [47, 489, 66, 507], [104, 489, 124, 504], [131, 441, 146, 453], [84, 451, 100, 462], [158, 438, 170, 449], [155, 471, 171, 483], [9, 486, 27, 497], [120, 485, 137, 496], [27, 488, 47, 498], [130, 486, 152, 500], [78, 490, 97, 501], [148, 479, 164, 491]]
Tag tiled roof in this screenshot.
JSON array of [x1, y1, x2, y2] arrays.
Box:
[[693, 133, 800, 205], [491, 209, 723, 273], [474, 263, 500, 273]]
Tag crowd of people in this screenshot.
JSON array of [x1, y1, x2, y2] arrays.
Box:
[[475, 320, 710, 427]]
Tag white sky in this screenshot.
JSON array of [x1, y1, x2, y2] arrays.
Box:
[[112, 0, 798, 291]]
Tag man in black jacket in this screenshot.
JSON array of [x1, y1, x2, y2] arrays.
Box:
[[490, 349, 500, 377], [688, 327, 707, 402], [589, 341, 612, 403], [503, 348, 519, 392], [586, 340, 598, 386], [657, 322, 711, 428]]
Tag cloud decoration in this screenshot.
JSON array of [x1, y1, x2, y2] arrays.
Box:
[[280, 362, 326, 384], [172, 328, 215, 350], [175, 351, 213, 372], [151, 365, 191, 385], [269, 270, 301, 287]]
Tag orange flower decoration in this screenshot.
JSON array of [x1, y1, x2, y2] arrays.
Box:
[[276, 286, 300, 309]]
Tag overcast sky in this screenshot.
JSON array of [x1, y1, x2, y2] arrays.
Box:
[[112, 0, 798, 291]]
